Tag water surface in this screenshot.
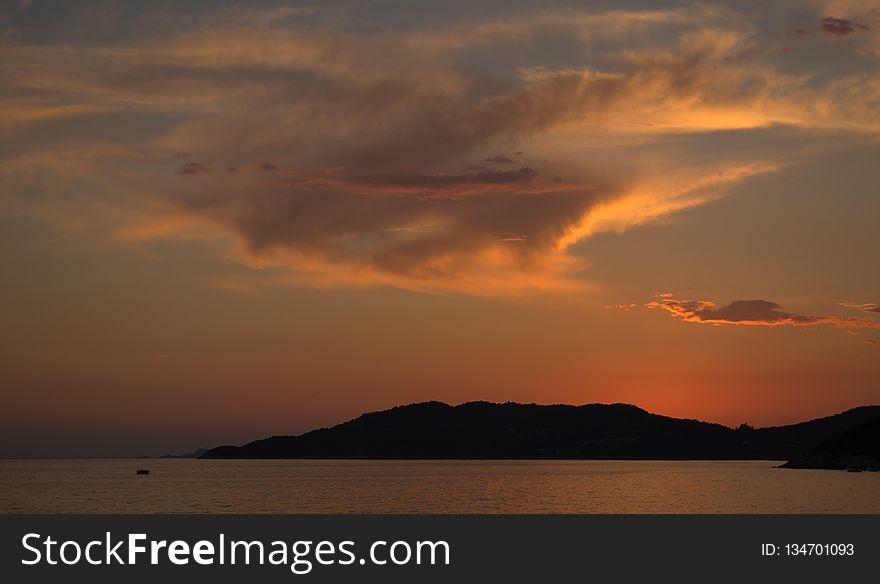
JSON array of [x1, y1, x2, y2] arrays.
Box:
[[2, 459, 877, 514]]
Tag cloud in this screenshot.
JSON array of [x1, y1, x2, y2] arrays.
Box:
[[646, 295, 880, 330], [605, 303, 638, 311], [818, 16, 870, 35], [177, 162, 209, 175], [840, 302, 880, 314], [3, 3, 880, 296], [143, 157, 777, 296], [484, 155, 515, 164], [162, 165, 602, 295], [313, 167, 546, 196]]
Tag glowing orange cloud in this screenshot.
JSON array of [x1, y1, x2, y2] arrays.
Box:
[[646, 294, 880, 331], [4, 2, 880, 299]]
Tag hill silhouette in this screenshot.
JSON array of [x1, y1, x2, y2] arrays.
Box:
[[780, 417, 880, 469], [200, 401, 880, 465]]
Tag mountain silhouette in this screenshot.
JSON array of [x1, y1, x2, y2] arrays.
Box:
[[780, 417, 880, 469], [200, 401, 880, 465]]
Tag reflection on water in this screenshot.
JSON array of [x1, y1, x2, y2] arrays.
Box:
[[1, 459, 877, 514]]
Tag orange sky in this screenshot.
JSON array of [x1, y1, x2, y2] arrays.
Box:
[[1, 0, 879, 456]]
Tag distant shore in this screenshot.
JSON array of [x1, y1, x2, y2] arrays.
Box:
[[197, 401, 880, 470]]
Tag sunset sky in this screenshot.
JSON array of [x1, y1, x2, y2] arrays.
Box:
[[2, 0, 879, 457]]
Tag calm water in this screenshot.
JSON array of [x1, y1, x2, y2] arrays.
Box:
[[1, 459, 878, 514]]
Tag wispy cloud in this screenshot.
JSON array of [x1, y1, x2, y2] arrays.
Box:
[[177, 162, 209, 175], [840, 302, 880, 314], [605, 303, 638, 311], [646, 295, 880, 331], [484, 155, 515, 164], [818, 16, 870, 35]]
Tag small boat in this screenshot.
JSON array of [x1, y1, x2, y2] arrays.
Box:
[[136, 469, 150, 475], [845, 466, 863, 473]]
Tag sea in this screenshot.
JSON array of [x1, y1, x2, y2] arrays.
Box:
[[2, 459, 878, 514]]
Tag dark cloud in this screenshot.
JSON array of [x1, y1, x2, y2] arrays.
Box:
[[818, 17, 869, 36], [646, 295, 880, 331], [695, 299, 817, 324], [177, 162, 209, 175], [349, 167, 538, 190], [176, 167, 600, 287], [484, 155, 515, 164], [258, 162, 278, 171], [866, 338, 879, 345]]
